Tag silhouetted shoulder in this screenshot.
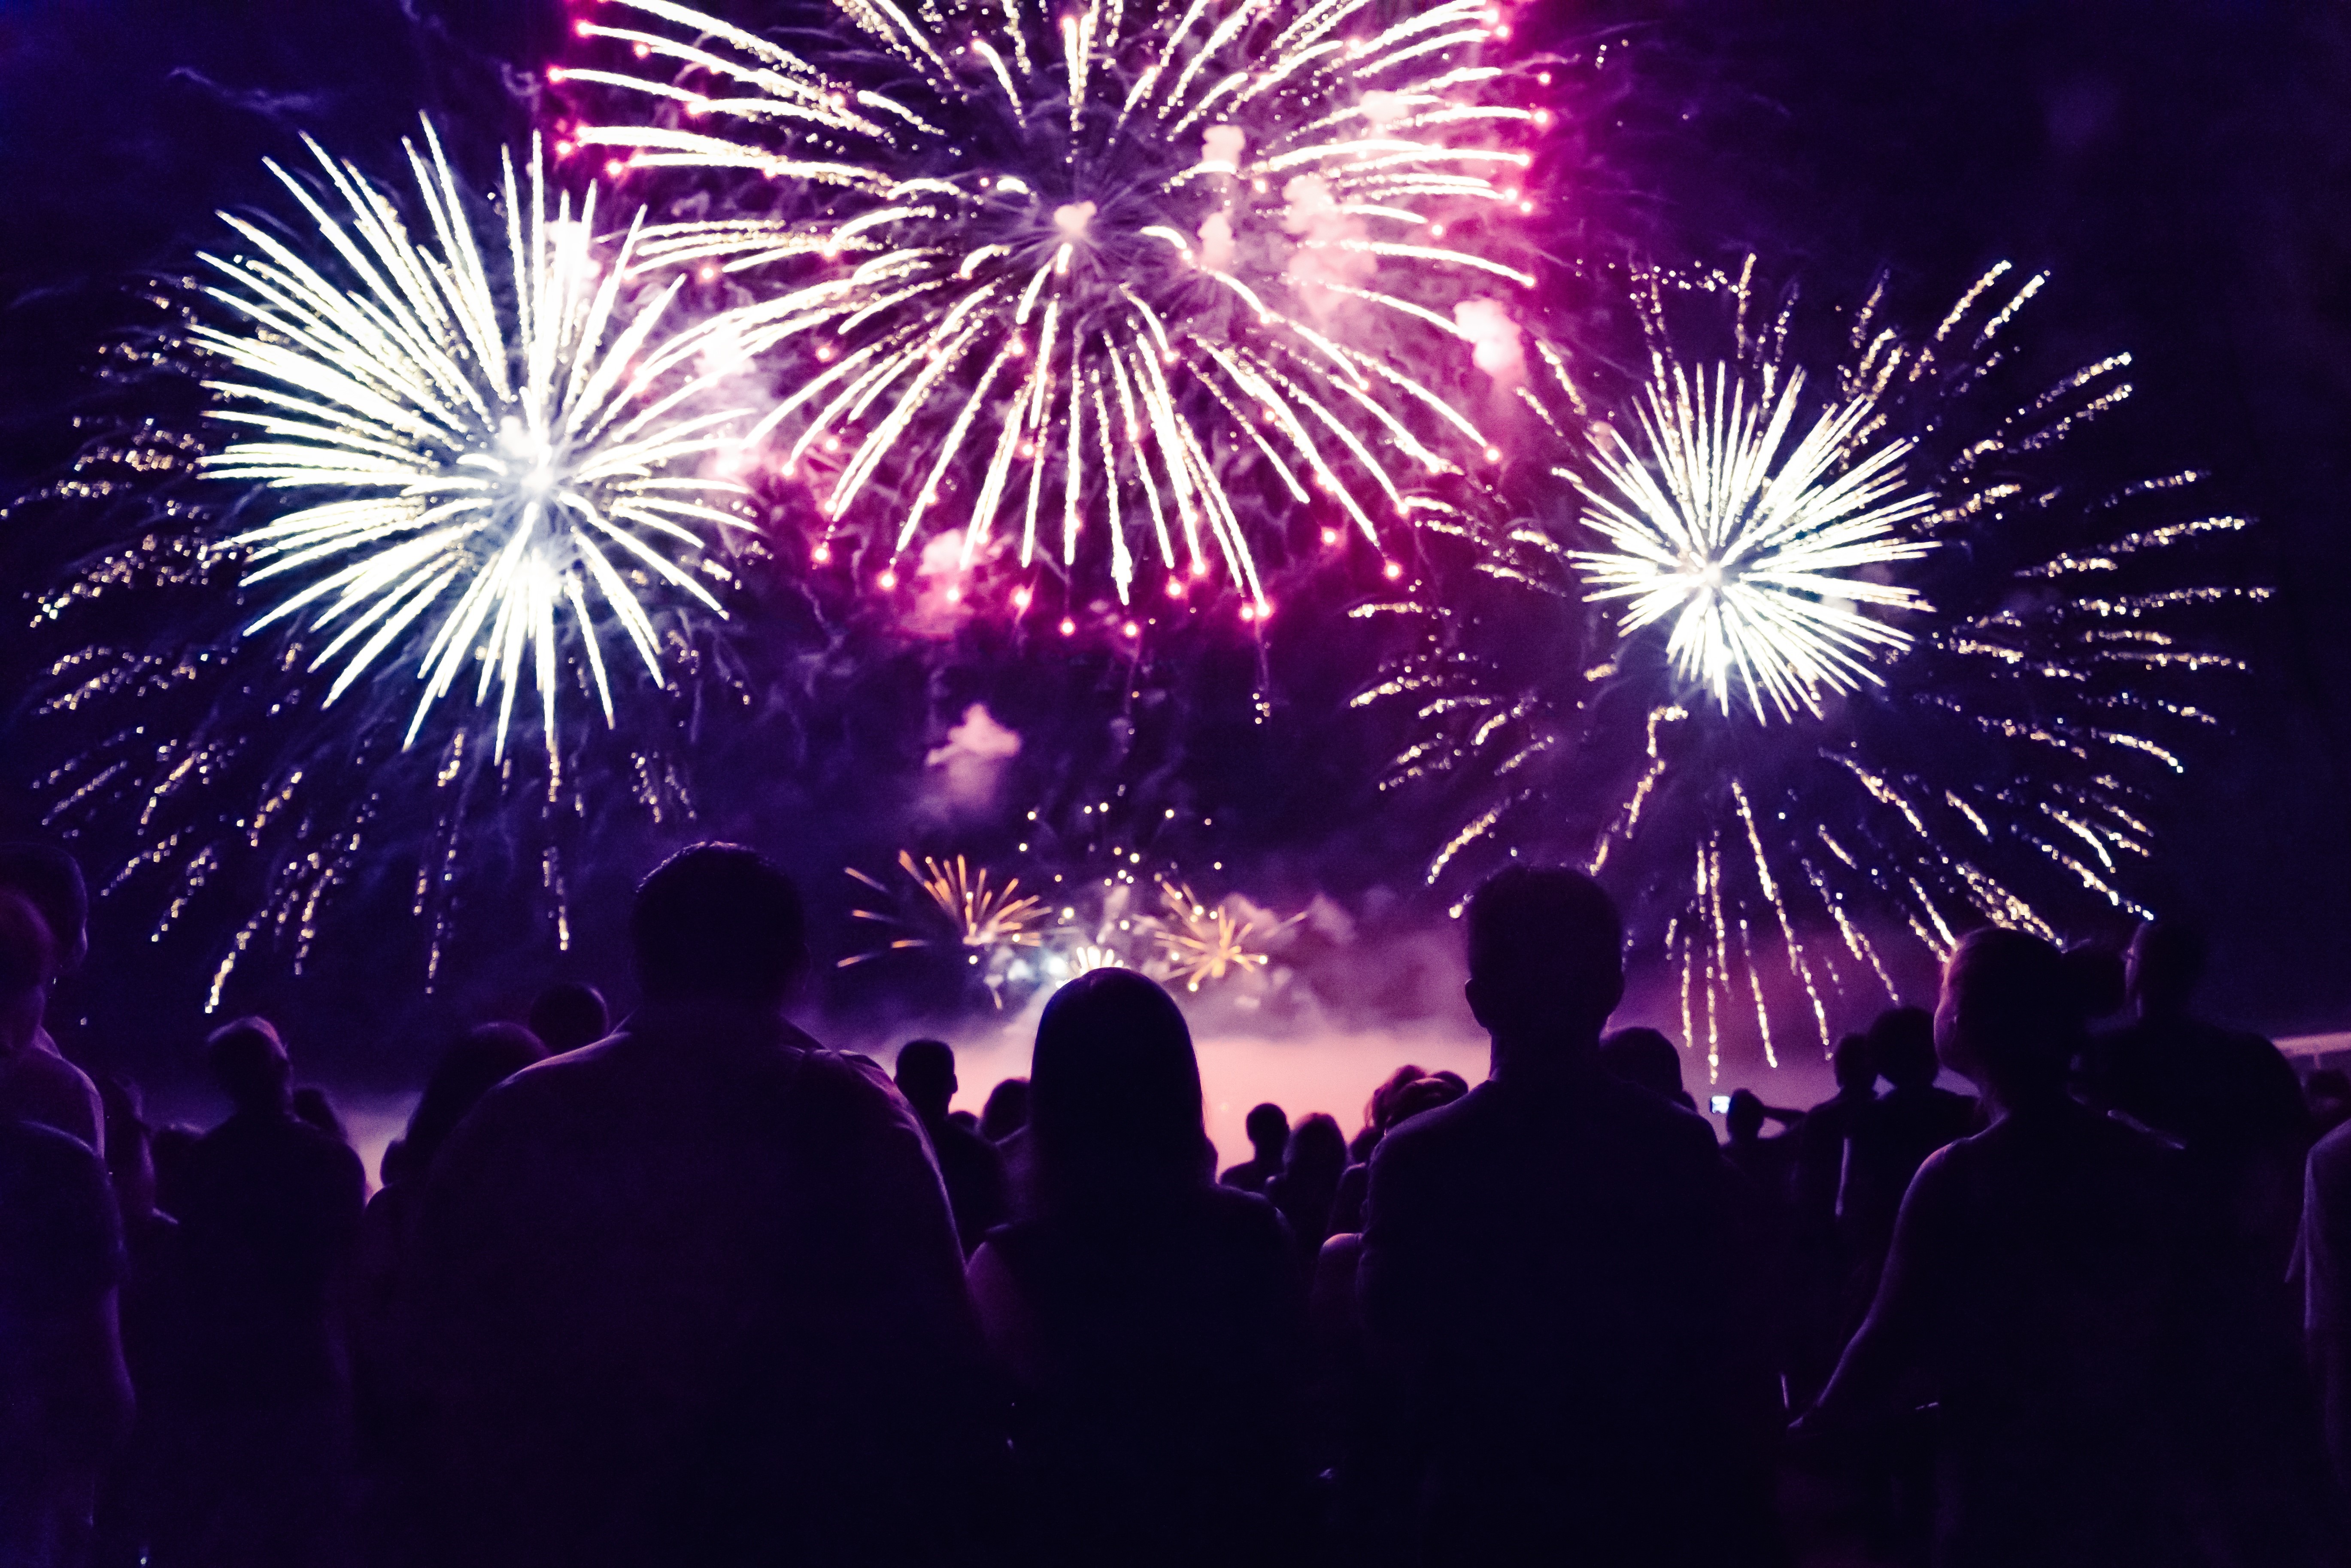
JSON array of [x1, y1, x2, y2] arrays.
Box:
[[1364, 1079, 1488, 1164], [786, 1043, 907, 1114], [0, 1116, 123, 1293], [1196, 1180, 1293, 1249], [1586, 1071, 1723, 1152], [1376, 1076, 1717, 1168], [294, 1116, 365, 1182]]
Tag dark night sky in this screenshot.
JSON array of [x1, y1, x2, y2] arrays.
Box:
[[2, 0, 2348, 1084]]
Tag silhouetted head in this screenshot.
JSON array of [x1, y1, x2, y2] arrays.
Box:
[[1244, 1102, 1290, 1160], [528, 982, 610, 1054], [1386, 1073, 1468, 1129], [2067, 943, 2128, 1020], [394, 1022, 548, 1183], [631, 843, 808, 1008], [979, 1076, 1030, 1141], [0, 893, 52, 1057], [2127, 919, 2207, 1021], [0, 843, 86, 974], [1600, 1026, 1685, 1103], [1866, 1006, 1938, 1091], [1725, 1088, 1766, 1143], [1030, 968, 1206, 1211], [1831, 1033, 1877, 1095], [206, 1016, 291, 1116], [894, 1038, 957, 1123], [1283, 1111, 1347, 1184], [1463, 867, 1624, 1055], [1938, 928, 2104, 1105]]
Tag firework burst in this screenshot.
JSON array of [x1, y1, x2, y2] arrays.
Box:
[[557, 0, 1541, 608], [1569, 360, 1936, 720], [844, 850, 1051, 964], [1145, 877, 1291, 989], [1364, 263, 2263, 1074], [200, 120, 758, 765], [25, 123, 772, 1005]]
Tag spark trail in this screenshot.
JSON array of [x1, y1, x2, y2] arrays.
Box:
[[1362, 264, 2262, 1074], [559, 0, 1542, 608]]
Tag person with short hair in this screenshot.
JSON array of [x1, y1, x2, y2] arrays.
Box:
[[169, 1013, 367, 1567], [1357, 867, 1776, 1567], [1219, 1102, 1289, 1194], [1789, 1034, 1879, 1406], [894, 1038, 1010, 1255], [2091, 919, 2311, 1287], [414, 843, 993, 1568], [0, 886, 133, 1564]]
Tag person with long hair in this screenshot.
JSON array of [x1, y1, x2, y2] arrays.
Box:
[[966, 969, 1313, 1568], [1806, 927, 2339, 1568]]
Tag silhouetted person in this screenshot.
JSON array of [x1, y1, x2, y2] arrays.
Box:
[[1805, 928, 2315, 1568], [1219, 1101, 1289, 1193], [92, 1075, 182, 1568], [355, 1024, 544, 1568], [967, 969, 1313, 1568], [0, 866, 102, 1154], [0, 886, 132, 1565], [1789, 1034, 1876, 1403], [170, 1016, 366, 1568], [1600, 1025, 1696, 1110], [978, 1076, 1030, 1142], [414, 844, 992, 1568], [1357, 867, 1775, 1567], [2306, 1118, 2351, 1505], [1328, 1074, 1469, 1236], [2093, 920, 2309, 1284], [1795, 1034, 1876, 1233], [526, 983, 609, 1056], [1721, 1089, 1802, 1204], [1841, 1005, 1977, 1270], [1349, 1065, 1430, 1164], [895, 1039, 1010, 1255], [1268, 1111, 1348, 1266]]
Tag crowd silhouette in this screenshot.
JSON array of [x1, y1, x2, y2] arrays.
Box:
[[1, 840, 2348, 1566]]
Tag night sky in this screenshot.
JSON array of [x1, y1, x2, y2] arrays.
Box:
[[3, 0, 2348, 1088]]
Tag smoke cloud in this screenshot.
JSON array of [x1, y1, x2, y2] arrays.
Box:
[[922, 703, 1023, 812], [1453, 297, 1525, 382]]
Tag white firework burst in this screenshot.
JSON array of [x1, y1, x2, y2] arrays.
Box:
[[1364, 263, 2264, 1074], [1569, 360, 1938, 721], [557, 0, 1541, 606], [198, 119, 758, 764]]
